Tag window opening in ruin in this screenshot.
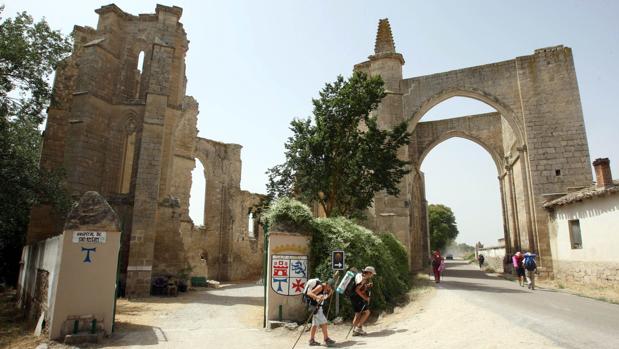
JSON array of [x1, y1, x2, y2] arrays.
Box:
[[568, 219, 582, 249], [119, 129, 136, 194], [555, 169, 561, 176], [189, 159, 206, 227], [135, 51, 145, 99], [248, 212, 255, 238]]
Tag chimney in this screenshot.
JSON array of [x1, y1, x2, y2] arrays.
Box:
[[593, 158, 613, 188]]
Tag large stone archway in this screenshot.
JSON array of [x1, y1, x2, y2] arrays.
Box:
[[355, 19, 593, 274]]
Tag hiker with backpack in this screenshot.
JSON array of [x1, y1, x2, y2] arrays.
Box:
[[348, 266, 376, 336], [303, 278, 336, 347], [523, 252, 538, 290], [512, 251, 526, 287], [431, 251, 444, 283]]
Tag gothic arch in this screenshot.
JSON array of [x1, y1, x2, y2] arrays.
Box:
[[406, 86, 525, 145]]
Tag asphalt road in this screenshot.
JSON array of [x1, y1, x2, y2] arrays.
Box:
[[439, 260, 619, 349]]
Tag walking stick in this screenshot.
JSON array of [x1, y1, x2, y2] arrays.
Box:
[[346, 289, 371, 339], [292, 291, 329, 349], [324, 272, 340, 320], [291, 308, 316, 349]]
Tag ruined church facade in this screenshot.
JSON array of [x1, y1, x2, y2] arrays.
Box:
[[357, 20, 592, 274], [27, 4, 264, 297]]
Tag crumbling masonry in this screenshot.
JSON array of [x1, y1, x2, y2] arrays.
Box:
[[357, 19, 592, 274], [27, 4, 264, 297]]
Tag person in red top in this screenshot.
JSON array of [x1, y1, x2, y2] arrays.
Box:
[[431, 250, 443, 283], [512, 251, 525, 287]]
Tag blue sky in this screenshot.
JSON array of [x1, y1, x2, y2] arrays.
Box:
[[5, 1, 618, 246]]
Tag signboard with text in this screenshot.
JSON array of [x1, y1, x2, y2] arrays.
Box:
[[72, 231, 107, 244]]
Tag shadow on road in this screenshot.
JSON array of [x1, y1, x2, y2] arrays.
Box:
[[121, 283, 264, 307], [363, 328, 408, 337], [95, 322, 165, 347]]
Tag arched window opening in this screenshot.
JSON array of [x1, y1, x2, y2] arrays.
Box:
[[135, 50, 145, 99], [189, 159, 206, 227], [248, 211, 255, 238], [119, 123, 136, 194]]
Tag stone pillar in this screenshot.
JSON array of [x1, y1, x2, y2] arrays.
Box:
[[506, 164, 521, 251], [517, 145, 536, 252], [48, 192, 121, 340], [126, 44, 175, 297], [265, 226, 311, 324], [498, 175, 512, 256]]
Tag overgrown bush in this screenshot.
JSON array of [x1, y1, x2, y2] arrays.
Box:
[[264, 198, 411, 319], [310, 218, 410, 319], [261, 197, 313, 232]]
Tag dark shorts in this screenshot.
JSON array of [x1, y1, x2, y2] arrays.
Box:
[[516, 267, 526, 277], [350, 295, 368, 313]]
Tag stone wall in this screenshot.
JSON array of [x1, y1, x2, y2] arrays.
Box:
[[552, 260, 619, 290]]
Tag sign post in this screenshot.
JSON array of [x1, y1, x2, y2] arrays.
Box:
[[331, 251, 345, 316]]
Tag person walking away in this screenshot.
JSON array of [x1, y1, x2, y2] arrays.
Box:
[[431, 251, 443, 283], [478, 254, 485, 269], [350, 266, 376, 336], [523, 252, 538, 290], [512, 251, 525, 286], [306, 279, 336, 346]]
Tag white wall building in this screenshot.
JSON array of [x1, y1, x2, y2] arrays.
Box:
[[544, 158, 619, 287]]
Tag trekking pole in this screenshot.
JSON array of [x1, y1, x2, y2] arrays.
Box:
[[346, 289, 371, 339], [324, 272, 340, 320], [291, 298, 325, 349]]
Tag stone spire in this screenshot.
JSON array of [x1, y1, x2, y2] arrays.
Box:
[[374, 18, 396, 54]]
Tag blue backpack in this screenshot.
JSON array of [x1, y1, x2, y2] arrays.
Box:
[[524, 256, 536, 271]]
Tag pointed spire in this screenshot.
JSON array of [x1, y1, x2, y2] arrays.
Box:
[[374, 18, 396, 54]]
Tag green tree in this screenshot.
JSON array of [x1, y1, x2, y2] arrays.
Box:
[[428, 204, 459, 252], [0, 9, 72, 285], [267, 72, 411, 218]]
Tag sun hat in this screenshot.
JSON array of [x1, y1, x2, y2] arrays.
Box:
[[363, 266, 376, 275]]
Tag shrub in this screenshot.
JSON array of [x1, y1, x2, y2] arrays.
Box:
[[261, 197, 313, 231], [310, 217, 410, 319]]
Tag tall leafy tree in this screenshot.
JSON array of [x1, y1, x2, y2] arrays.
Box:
[[0, 8, 72, 285], [267, 72, 411, 218], [428, 204, 459, 252]]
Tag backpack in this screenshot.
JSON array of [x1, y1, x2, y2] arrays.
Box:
[[302, 278, 321, 306], [524, 256, 536, 271], [344, 273, 360, 297]]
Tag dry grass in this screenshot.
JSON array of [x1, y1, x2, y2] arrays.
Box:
[[536, 279, 619, 304], [0, 289, 44, 349]]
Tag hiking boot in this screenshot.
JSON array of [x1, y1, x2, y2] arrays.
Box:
[[353, 327, 367, 336], [309, 338, 321, 346], [325, 337, 336, 346]]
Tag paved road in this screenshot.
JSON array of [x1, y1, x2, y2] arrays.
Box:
[[439, 260, 619, 349], [99, 262, 619, 349]]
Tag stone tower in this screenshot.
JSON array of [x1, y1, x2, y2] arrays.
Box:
[[28, 4, 265, 297]]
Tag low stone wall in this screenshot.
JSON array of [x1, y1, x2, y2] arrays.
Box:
[[553, 260, 619, 289], [481, 256, 504, 273], [477, 246, 507, 272]]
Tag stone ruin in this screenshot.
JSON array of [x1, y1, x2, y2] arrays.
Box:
[[27, 5, 595, 295], [27, 4, 264, 297], [356, 19, 592, 274]]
